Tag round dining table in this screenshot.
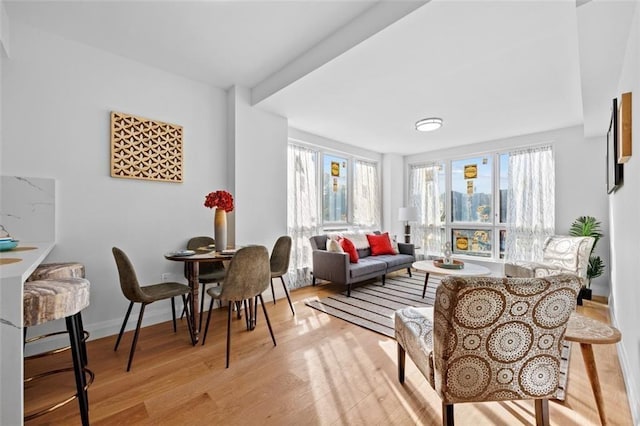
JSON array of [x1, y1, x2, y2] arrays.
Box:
[[165, 249, 235, 344]]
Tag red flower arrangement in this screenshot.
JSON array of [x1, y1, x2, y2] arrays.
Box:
[[204, 190, 234, 212]]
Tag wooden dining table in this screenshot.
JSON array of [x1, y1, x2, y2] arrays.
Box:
[[164, 248, 235, 344]]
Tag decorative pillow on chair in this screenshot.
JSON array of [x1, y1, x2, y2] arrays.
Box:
[[367, 232, 397, 256], [339, 237, 359, 263], [327, 238, 344, 253]]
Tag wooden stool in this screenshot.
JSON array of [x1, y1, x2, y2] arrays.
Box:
[[24, 278, 93, 426], [565, 311, 622, 426]]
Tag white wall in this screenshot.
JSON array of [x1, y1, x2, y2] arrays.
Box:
[[1, 20, 227, 347], [404, 125, 611, 292], [609, 2, 640, 423], [382, 153, 404, 242], [231, 86, 288, 249]]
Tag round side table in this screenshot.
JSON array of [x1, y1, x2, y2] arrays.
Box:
[[564, 312, 622, 426]]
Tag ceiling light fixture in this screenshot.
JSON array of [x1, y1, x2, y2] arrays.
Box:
[[415, 117, 443, 132]]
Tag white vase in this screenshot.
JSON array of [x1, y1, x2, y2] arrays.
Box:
[[214, 209, 227, 252]]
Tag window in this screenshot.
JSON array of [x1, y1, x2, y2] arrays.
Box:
[[290, 142, 380, 231], [410, 152, 512, 260], [323, 154, 348, 223]]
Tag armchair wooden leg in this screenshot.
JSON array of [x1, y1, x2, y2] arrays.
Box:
[[535, 399, 549, 426], [397, 343, 406, 383], [407, 267, 412, 277], [442, 402, 454, 426]]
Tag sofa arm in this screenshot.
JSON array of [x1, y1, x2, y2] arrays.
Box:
[[312, 250, 349, 284], [397, 242, 415, 256]]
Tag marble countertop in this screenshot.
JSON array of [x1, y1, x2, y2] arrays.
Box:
[[0, 241, 54, 281]]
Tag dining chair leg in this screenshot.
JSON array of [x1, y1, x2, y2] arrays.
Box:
[[199, 283, 207, 332], [258, 294, 276, 347], [171, 297, 177, 332], [201, 297, 215, 346], [180, 293, 189, 320], [226, 301, 233, 368], [253, 296, 258, 329], [280, 276, 295, 315], [126, 303, 146, 372], [181, 294, 194, 345], [270, 278, 276, 305], [114, 301, 134, 351], [243, 299, 250, 331]]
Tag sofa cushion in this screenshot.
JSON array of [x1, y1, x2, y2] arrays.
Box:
[[373, 253, 415, 269], [339, 237, 359, 263], [349, 257, 386, 278], [367, 232, 396, 255]]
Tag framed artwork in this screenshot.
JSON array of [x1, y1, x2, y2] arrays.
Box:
[[110, 111, 183, 183], [607, 98, 623, 194], [618, 91, 632, 163]]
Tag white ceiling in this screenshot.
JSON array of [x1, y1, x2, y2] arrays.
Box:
[[5, 0, 636, 155]]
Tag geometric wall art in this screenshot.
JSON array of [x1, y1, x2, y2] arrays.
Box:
[[110, 111, 183, 182]]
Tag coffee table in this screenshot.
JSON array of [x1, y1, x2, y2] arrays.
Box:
[[412, 259, 491, 298]]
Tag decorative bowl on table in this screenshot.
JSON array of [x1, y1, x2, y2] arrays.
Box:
[[0, 239, 19, 251], [433, 258, 464, 269]]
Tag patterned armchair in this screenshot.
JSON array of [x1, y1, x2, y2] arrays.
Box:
[[504, 236, 595, 285], [395, 274, 581, 426]]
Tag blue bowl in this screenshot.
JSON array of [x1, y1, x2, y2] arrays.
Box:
[[0, 240, 18, 251]]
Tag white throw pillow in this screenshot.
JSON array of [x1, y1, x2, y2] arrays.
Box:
[[342, 232, 370, 250], [389, 234, 399, 254], [327, 238, 344, 253]]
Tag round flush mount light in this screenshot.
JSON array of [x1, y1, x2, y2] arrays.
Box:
[[415, 117, 443, 132]]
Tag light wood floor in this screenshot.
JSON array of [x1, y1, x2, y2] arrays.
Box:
[[25, 281, 632, 425]]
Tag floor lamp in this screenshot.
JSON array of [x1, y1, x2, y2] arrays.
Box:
[[398, 207, 417, 243]]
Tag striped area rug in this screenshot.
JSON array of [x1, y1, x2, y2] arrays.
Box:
[[305, 272, 436, 338], [304, 271, 571, 400]]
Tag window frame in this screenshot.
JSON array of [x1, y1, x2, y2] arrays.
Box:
[[289, 141, 381, 232], [412, 151, 509, 261]]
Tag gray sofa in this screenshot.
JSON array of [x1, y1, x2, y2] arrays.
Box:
[[309, 233, 415, 296]]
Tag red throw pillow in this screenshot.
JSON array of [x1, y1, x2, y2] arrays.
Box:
[[367, 233, 396, 256], [339, 237, 359, 263]]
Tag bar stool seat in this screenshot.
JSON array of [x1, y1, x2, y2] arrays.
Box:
[[24, 277, 93, 425], [27, 262, 85, 281]]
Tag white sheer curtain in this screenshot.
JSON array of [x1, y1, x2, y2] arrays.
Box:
[[287, 144, 319, 288], [353, 159, 380, 228], [505, 145, 555, 262], [409, 163, 443, 254]]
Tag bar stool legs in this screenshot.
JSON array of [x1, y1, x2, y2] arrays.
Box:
[[23, 277, 93, 425]]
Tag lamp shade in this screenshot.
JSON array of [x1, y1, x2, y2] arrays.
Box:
[[398, 207, 418, 222]]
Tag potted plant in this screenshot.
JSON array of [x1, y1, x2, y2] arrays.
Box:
[[569, 216, 604, 304]]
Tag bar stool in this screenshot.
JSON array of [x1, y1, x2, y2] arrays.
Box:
[[25, 262, 89, 364], [27, 262, 85, 281], [24, 277, 93, 426]]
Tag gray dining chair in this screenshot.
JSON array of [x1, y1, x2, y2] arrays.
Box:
[[201, 245, 276, 367], [112, 247, 193, 371], [269, 235, 294, 315]]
